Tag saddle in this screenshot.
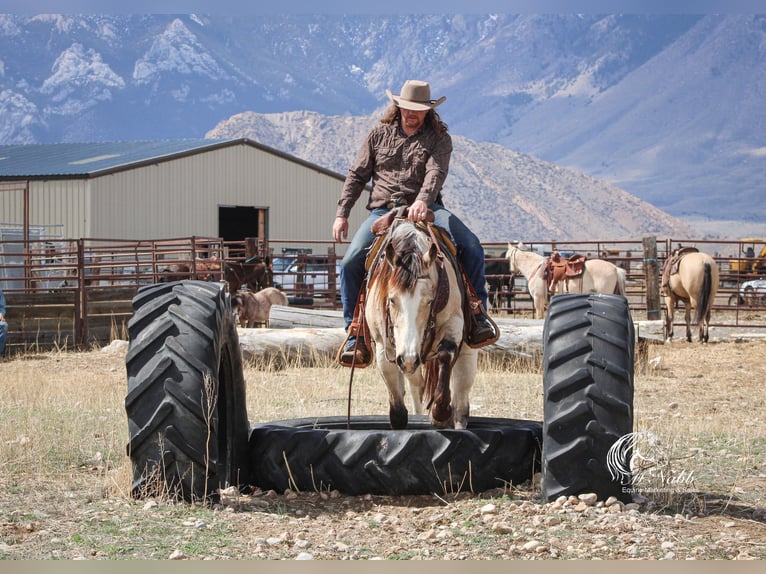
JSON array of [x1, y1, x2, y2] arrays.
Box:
[[661, 246, 699, 295], [544, 253, 587, 295]]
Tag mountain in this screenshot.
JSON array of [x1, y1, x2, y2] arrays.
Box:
[[206, 109, 696, 242], [0, 14, 763, 236]]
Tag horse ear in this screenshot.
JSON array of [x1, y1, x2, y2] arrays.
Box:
[[424, 241, 439, 265], [385, 242, 398, 267]]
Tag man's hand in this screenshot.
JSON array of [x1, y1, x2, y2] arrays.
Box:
[[408, 199, 429, 222], [333, 216, 349, 243]]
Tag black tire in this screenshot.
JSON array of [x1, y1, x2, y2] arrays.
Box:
[[125, 280, 250, 502], [248, 415, 542, 495], [541, 293, 634, 502]]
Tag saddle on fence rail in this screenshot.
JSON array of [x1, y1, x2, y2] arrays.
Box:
[[544, 252, 587, 295]]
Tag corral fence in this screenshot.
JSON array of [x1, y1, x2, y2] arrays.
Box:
[[0, 233, 763, 357]]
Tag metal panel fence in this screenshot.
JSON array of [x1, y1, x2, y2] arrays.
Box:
[[1, 234, 764, 356]]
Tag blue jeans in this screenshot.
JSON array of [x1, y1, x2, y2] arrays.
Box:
[[340, 204, 488, 330], [0, 320, 7, 357]]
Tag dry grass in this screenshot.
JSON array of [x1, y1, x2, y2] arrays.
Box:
[[0, 336, 764, 558]]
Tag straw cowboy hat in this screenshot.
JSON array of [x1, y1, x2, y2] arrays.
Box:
[[386, 80, 446, 111]]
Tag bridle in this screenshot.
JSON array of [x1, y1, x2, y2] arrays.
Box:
[[381, 222, 451, 366]]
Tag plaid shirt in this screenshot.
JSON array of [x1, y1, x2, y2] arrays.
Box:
[[336, 121, 452, 219]]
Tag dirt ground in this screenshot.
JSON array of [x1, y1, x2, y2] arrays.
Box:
[[0, 332, 764, 560]]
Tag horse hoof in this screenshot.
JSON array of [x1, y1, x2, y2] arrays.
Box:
[[389, 407, 408, 430], [429, 416, 452, 429], [454, 418, 468, 430], [430, 405, 453, 428]]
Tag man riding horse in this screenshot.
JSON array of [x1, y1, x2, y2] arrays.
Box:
[[332, 79, 497, 366]]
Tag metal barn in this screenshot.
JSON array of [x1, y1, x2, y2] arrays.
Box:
[[0, 138, 364, 257]]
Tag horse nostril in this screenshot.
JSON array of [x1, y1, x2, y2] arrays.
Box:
[[396, 354, 420, 373]]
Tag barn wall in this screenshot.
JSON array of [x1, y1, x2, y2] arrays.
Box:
[[1, 141, 370, 256], [0, 180, 90, 238], [86, 142, 365, 255]]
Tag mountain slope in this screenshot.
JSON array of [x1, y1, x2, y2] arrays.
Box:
[[0, 13, 762, 231], [206, 110, 696, 242], [501, 15, 766, 222]]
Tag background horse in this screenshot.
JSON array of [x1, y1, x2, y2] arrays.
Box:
[[663, 250, 719, 343], [505, 242, 626, 319], [558, 257, 626, 296], [158, 256, 223, 283], [365, 219, 477, 430], [224, 259, 272, 293], [231, 286, 288, 328], [485, 256, 514, 313], [505, 242, 549, 318]]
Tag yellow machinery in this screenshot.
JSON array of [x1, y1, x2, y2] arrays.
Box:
[[729, 238, 766, 276]]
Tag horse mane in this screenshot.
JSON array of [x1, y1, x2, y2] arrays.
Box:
[[370, 223, 428, 315]]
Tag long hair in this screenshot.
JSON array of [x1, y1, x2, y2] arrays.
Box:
[[380, 104, 448, 135]]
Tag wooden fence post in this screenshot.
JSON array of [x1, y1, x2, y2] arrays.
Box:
[[643, 236, 660, 321]]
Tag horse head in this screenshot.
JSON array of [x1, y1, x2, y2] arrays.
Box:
[[374, 222, 448, 374], [366, 220, 476, 430], [506, 242, 524, 273]]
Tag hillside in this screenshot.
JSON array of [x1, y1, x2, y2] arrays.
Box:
[[0, 13, 763, 236], [207, 111, 696, 242]]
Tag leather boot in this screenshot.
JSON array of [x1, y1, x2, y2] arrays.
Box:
[[466, 306, 499, 348], [339, 335, 371, 367]]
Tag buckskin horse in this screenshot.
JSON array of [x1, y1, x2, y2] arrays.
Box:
[[364, 214, 478, 430], [662, 247, 719, 343], [505, 242, 626, 319], [231, 286, 288, 328]]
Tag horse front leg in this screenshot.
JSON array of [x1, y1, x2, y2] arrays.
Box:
[[430, 340, 458, 429], [451, 347, 478, 430], [405, 371, 426, 415], [534, 293, 545, 319], [378, 353, 409, 429]]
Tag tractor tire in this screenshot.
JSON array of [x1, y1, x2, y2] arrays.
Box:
[[541, 293, 634, 503], [125, 280, 250, 502], [248, 415, 542, 495]]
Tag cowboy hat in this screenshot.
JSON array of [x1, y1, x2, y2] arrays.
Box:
[[385, 80, 446, 111]]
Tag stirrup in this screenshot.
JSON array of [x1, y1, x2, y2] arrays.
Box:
[[337, 331, 371, 368]]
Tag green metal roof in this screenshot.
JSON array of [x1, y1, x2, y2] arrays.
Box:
[[0, 139, 239, 178], [0, 138, 344, 181]]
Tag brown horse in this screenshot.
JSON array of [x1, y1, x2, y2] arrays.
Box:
[[231, 287, 288, 328], [224, 260, 272, 293], [365, 218, 477, 430], [662, 249, 719, 343], [158, 256, 223, 282]]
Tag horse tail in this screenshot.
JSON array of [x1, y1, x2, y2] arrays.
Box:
[[694, 262, 714, 327], [614, 267, 627, 296]]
